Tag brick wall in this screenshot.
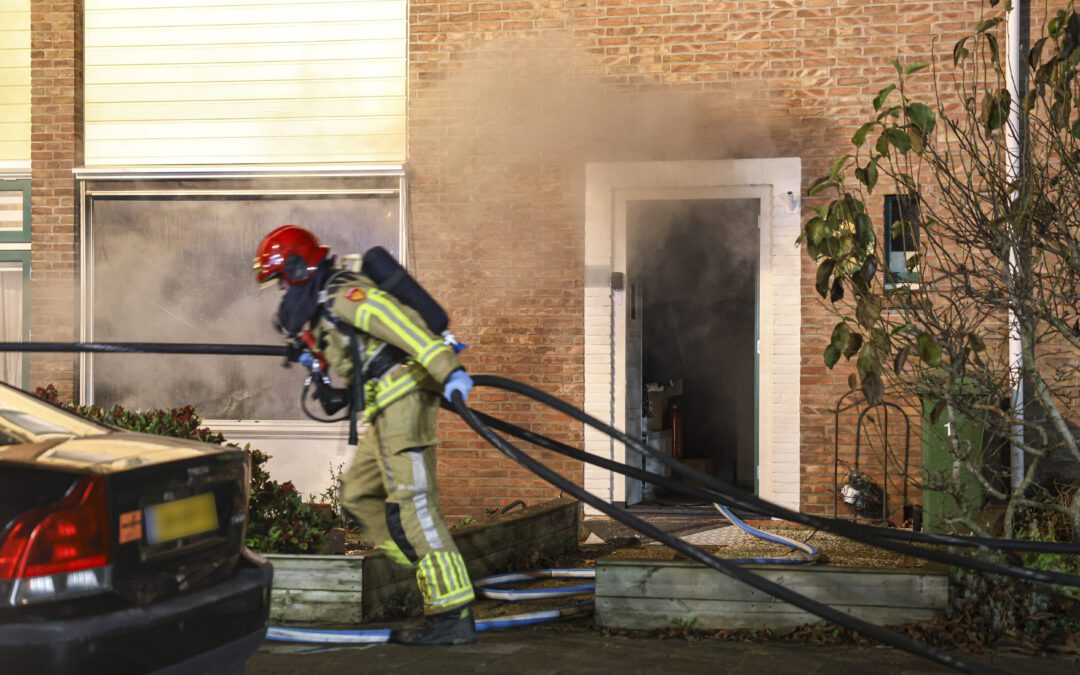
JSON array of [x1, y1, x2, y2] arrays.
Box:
[[407, 71, 587, 518], [408, 0, 1013, 517], [30, 0, 81, 400]]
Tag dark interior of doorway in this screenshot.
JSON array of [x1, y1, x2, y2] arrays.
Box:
[[627, 198, 759, 510]]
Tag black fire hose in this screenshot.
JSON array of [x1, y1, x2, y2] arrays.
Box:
[[0, 342, 291, 357], [468, 375, 1080, 587], [7, 341, 1077, 553], [448, 391, 1000, 674], [458, 402, 1080, 566]]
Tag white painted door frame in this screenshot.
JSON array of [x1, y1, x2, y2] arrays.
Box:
[[583, 159, 802, 512]]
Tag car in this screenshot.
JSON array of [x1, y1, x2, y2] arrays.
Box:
[[0, 382, 273, 675]]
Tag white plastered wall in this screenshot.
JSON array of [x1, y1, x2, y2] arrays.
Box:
[[0, 0, 30, 169], [211, 420, 355, 498], [583, 159, 802, 513], [83, 0, 407, 165]]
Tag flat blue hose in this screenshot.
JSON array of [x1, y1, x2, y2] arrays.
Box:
[[265, 523, 814, 648], [266, 569, 597, 645], [713, 504, 820, 564], [266, 602, 595, 644], [266, 626, 393, 644], [473, 568, 597, 601]]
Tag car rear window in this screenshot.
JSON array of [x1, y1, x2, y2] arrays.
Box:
[[0, 410, 78, 438], [0, 430, 24, 446], [0, 385, 108, 444]]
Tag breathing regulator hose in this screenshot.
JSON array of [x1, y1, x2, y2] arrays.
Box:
[[447, 390, 1000, 675]]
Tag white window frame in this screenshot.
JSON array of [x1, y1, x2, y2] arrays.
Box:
[[583, 159, 803, 512], [75, 165, 409, 436]]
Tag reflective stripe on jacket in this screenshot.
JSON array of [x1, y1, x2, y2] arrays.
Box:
[[313, 269, 461, 419]]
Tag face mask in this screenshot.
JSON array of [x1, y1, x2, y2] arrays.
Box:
[[277, 283, 319, 336], [276, 257, 334, 336]]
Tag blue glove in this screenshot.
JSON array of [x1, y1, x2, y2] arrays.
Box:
[[298, 351, 316, 370], [443, 369, 474, 403]]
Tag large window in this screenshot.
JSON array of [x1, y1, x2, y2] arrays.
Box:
[[0, 0, 30, 168], [81, 173, 404, 420]]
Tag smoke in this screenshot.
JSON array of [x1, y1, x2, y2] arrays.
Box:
[[410, 34, 781, 387], [629, 199, 760, 484], [88, 34, 784, 426], [90, 192, 399, 419], [407, 34, 779, 487], [420, 35, 779, 170], [632, 198, 759, 348]]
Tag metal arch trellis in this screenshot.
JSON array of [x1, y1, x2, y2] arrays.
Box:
[[833, 389, 912, 528]]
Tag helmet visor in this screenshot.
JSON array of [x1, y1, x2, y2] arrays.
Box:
[[254, 254, 282, 285]]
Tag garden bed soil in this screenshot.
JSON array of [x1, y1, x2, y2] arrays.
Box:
[[598, 526, 932, 569]]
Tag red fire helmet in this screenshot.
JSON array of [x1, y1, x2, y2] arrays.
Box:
[[253, 225, 330, 286]]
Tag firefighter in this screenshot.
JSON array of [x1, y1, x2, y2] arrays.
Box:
[[254, 225, 477, 645]]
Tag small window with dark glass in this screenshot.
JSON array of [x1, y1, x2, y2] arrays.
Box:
[[883, 194, 920, 287]]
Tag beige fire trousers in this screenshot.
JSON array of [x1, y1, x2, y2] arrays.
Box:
[[339, 388, 474, 615]]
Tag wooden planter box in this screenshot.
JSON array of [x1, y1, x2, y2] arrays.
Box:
[[596, 559, 948, 632], [266, 554, 365, 624], [267, 498, 580, 624]]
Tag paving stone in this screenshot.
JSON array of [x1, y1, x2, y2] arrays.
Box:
[[248, 622, 1080, 675]]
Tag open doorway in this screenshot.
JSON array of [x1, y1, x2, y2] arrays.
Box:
[[625, 199, 760, 507]]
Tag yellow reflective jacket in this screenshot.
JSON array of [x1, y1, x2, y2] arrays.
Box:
[[312, 268, 461, 420]]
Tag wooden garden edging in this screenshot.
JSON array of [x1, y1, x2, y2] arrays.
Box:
[[595, 559, 949, 631], [267, 498, 580, 624]]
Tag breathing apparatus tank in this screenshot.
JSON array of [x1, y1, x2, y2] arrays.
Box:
[[359, 246, 465, 352]]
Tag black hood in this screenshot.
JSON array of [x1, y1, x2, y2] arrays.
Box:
[[276, 256, 336, 336]]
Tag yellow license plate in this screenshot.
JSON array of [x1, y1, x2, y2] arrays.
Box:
[[145, 493, 219, 545]]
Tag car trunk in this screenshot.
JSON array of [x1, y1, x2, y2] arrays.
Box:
[[1, 432, 248, 609], [107, 449, 248, 605]]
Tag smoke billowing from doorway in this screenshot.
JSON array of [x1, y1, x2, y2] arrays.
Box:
[[629, 199, 760, 487], [411, 34, 781, 373]]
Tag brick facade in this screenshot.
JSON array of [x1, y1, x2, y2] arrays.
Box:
[[407, 0, 1015, 517], [30, 0, 82, 402]]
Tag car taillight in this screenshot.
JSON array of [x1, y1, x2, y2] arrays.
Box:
[[0, 475, 112, 605]]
